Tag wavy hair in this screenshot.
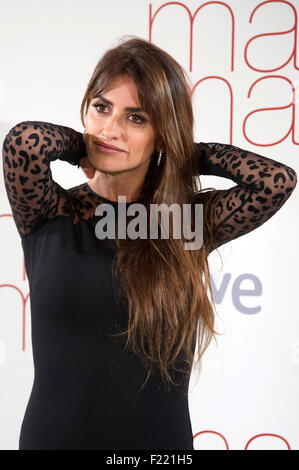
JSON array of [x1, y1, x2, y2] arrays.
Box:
[[80, 36, 220, 391]]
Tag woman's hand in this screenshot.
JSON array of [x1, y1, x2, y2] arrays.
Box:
[[79, 156, 96, 179]]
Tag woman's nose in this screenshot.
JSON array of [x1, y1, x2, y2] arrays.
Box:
[[100, 115, 122, 139]]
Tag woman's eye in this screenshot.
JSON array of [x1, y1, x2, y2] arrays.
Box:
[[93, 103, 107, 113], [92, 103, 146, 125], [129, 114, 145, 125]]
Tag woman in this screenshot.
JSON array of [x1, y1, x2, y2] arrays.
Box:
[[2, 37, 297, 450]]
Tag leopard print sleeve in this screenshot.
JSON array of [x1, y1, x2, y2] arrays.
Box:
[[195, 142, 297, 254], [2, 120, 86, 239]]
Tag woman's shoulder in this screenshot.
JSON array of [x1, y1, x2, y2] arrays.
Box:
[[67, 182, 112, 221]]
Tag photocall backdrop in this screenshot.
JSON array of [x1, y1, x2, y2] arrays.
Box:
[[0, 0, 298, 450]]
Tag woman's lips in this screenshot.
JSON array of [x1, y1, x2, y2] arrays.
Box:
[[94, 142, 125, 154]]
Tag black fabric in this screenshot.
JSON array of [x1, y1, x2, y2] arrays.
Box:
[[2, 121, 297, 450]]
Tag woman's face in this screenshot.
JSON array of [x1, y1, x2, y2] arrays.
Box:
[[84, 74, 161, 175]]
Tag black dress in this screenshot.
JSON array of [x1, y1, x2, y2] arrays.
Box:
[[2, 121, 297, 450]]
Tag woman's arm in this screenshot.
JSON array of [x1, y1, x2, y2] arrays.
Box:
[[2, 121, 86, 239], [195, 142, 297, 253]]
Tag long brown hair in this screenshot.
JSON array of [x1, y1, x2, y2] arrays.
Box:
[[80, 36, 220, 391]]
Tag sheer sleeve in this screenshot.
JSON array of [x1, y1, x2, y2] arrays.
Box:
[[195, 142, 297, 254], [2, 120, 86, 239]]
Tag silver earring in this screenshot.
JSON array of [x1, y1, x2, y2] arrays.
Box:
[[157, 149, 163, 166], [83, 128, 87, 143]]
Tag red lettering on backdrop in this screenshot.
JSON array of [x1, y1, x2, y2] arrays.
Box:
[[244, 0, 299, 72], [0, 214, 29, 351], [149, 2, 235, 72], [244, 433, 291, 450], [193, 430, 229, 449], [149, 2, 299, 147], [193, 430, 291, 449], [244, 75, 298, 146]]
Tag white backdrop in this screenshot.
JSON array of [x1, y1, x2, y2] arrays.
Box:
[[0, 0, 298, 450]]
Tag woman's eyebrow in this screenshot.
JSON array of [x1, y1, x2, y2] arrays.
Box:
[[94, 94, 148, 113]]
